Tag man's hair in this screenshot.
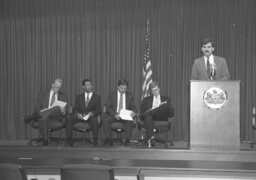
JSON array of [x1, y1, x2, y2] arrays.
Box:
[[201, 38, 215, 48], [149, 81, 159, 90], [82, 79, 92, 86], [53, 78, 62, 84], [118, 78, 129, 87]]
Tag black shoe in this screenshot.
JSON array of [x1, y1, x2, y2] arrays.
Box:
[[22, 113, 41, 124], [65, 140, 73, 147], [22, 115, 33, 124], [93, 139, 98, 146], [104, 139, 113, 146], [124, 139, 130, 147], [42, 139, 48, 146]]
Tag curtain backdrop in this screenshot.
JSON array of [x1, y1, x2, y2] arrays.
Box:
[[0, 0, 255, 141]]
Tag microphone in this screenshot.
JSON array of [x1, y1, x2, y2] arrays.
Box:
[[210, 63, 216, 80]]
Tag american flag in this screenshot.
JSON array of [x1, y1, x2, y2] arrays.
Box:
[[141, 19, 153, 100]]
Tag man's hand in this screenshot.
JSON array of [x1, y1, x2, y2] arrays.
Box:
[[60, 107, 66, 115], [115, 114, 121, 120], [76, 113, 83, 120], [130, 111, 136, 118]]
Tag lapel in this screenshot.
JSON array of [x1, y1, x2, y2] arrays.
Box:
[[87, 93, 95, 109], [149, 96, 154, 109], [125, 92, 130, 108], [43, 91, 51, 108], [213, 56, 219, 76], [199, 57, 208, 78], [113, 91, 118, 110]]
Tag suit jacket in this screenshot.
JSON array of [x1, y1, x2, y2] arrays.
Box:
[[106, 91, 136, 118], [34, 91, 68, 113], [191, 55, 230, 80], [73, 93, 102, 116], [140, 95, 174, 121]]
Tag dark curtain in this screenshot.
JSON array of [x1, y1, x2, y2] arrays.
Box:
[[0, 0, 255, 141]]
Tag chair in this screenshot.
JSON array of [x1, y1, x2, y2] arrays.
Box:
[[250, 115, 256, 148], [111, 121, 125, 144], [0, 164, 27, 180], [138, 117, 173, 147], [61, 164, 114, 180], [28, 116, 66, 145]]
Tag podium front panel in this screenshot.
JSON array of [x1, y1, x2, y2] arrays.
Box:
[[190, 81, 240, 150]]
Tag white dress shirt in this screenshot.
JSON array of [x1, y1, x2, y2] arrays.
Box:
[[152, 95, 161, 108], [204, 55, 214, 69], [116, 91, 126, 112], [85, 92, 93, 106], [48, 90, 58, 108]]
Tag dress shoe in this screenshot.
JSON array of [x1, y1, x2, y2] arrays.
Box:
[[124, 139, 130, 146], [22, 116, 33, 124], [104, 139, 113, 146], [93, 139, 98, 146], [65, 141, 73, 147], [42, 139, 48, 146], [22, 113, 41, 124]]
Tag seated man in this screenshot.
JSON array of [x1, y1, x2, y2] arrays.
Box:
[[140, 81, 174, 143], [23, 78, 68, 146], [66, 79, 102, 146], [101, 79, 137, 146]]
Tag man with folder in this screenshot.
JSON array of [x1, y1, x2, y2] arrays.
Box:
[[140, 81, 174, 143], [101, 79, 137, 146], [23, 78, 68, 146]]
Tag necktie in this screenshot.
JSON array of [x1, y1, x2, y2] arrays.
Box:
[[50, 92, 56, 106], [118, 93, 123, 113], [85, 93, 89, 107], [206, 57, 211, 79]]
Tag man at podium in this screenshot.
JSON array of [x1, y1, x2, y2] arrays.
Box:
[[191, 38, 230, 80]]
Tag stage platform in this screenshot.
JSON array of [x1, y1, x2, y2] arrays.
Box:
[[0, 141, 256, 180]]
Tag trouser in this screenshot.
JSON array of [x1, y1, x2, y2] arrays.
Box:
[[101, 113, 133, 140], [66, 115, 99, 142], [142, 105, 170, 140], [38, 106, 63, 140]]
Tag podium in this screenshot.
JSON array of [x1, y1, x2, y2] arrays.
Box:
[[190, 81, 240, 150]]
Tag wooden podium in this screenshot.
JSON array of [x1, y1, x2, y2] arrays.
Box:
[[190, 81, 240, 150]]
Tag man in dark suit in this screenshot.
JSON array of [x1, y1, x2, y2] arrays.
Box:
[[140, 81, 174, 142], [191, 38, 230, 80], [66, 79, 102, 146], [24, 78, 68, 146], [101, 79, 137, 146]]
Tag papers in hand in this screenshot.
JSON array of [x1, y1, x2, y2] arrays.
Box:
[[40, 100, 67, 112], [147, 101, 167, 112], [119, 109, 133, 121], [52, 100, 67, 109], [82, 114, 90, 121]]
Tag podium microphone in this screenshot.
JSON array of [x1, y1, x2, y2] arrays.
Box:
[[210, 63, 216, 80]]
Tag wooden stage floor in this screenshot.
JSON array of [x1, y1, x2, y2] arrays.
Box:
[[0, 141, 256, 179]]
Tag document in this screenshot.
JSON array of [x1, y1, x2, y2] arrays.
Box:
[[147, 101, 167, 112], [40, 100, 67, 112], [52, 100, 67, 109], [119, 109, 133, 121], [82, 114, 90, 121]]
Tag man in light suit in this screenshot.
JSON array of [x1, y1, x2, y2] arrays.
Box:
[[140, 81, 174, 143], [191, 38, 230, 80], [23, 78, 68, 146], [101, 79, 137, 146], [66, 79, 102, 146]]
